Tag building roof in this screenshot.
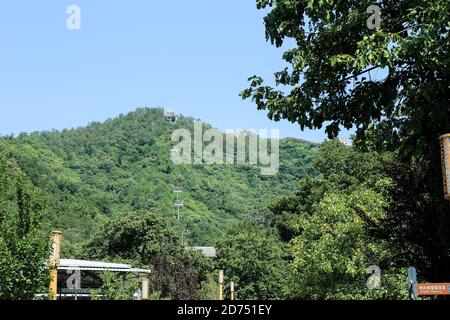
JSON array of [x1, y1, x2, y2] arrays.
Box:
[[188, 246, 217, 258], [58, 259, 151, 275]]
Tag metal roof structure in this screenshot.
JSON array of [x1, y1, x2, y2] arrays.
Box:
[[59, 259, 151, 276], [37, 259, 153, 300]]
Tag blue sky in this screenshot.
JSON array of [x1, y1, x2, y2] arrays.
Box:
[[0, 1, 352, 143]]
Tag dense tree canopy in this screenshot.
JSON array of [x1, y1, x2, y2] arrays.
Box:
[[92, 272, 140, 301], [0, 108, 317, 246], [243, 0, 450, 290], [84, 211, 204, 300], [216, 223, 290, 300], [242, 0, 449, 226], [0, 108, 319, 300], [242, 0, 449, 160], [271, 141, 408, 299], [0, 156, 49, 299]]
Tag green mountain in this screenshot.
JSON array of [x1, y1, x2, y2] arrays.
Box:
[[0, 108, 318, 247]]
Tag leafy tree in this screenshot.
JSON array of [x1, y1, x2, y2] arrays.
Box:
[[289, 189, 407, 299], [216, 223, 291, 300], [243, 0, 450, 286], [242, 0, 449, 161], [378, 159, 444, 279], [271, 141, 408, 299], [270, 141, 388, 241], [91, 272, 139, 300], [198, 272, 220, 300], [84, 211, 203, 300], [0, 157, 49, 300]]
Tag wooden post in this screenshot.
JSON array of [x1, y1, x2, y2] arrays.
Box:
[[218, 270, 224, 301], [49, 268, 58, 300], [440, 134, 450, 201], [230, 281, 235, 301], [48, 231, 62, 300], [141, 277, 150, 300]]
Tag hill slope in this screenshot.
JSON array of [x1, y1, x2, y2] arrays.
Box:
[[0, 108, 318, 246]]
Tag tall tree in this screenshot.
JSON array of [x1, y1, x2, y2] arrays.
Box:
[[91, 272, 139, 301], [84, 211, 202, 300], [242, 0, 450, 281], [216, 223, 291, 300], [0, 157, 49, 300], [242, 0, 449, 158], [270, 141, 408, 299]]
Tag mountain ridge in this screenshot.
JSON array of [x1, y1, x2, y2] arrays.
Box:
[[0, 108, 318, 247]]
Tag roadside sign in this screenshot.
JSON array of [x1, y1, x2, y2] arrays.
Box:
[[417, 283, 450, 296], [440, 134, 450, 200]]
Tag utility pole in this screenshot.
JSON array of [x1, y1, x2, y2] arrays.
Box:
[[141, 278, 150, 300], [440, 134, 450, 201], [181, 229, 190, 247], [230, 281, 235, 301], [173, 185, 188, 247], [173, 186, 184, 221], [218, 270, 224, 301]]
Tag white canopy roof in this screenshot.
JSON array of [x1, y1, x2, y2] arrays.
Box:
[[58, 259, 151, 275]]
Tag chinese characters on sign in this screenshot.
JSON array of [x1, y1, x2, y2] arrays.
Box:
[[440, 134, 450, 200], [417, 283, 450, 296]]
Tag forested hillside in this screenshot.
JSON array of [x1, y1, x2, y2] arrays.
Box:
[[0, 108, 318, 249]]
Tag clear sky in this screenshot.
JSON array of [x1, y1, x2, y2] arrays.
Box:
[[0, 0, 352, 143]]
